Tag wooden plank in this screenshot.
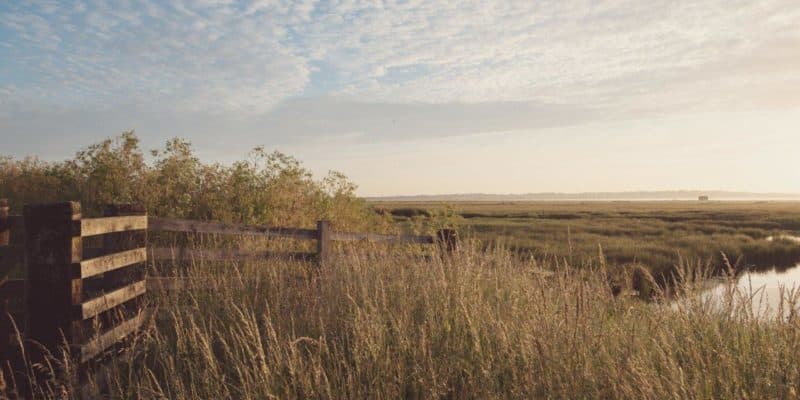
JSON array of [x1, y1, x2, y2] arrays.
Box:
[[4, 313, 24, 328], [330, 231, 435, 244], [78, 280, 146, 320], [0, 199, 8, 247], [5, 216, 24, 230], [3, 313, 24, 351], [76, 247, 147, 279], [81, 216, 148, 237], [0, 279, 24, 299], [2, 201, 18, 367], [0, 246, 25, 264], [5, 216, 25, 246], [1, 195, 21, 363], [3, 304, 24, 315], [0, 246, 25, 256], [149, 247, 315, 262], [1, 280, 25, 315], [148, 217, 317, 240], [79, 311, 147, 363], [317, 221, 331, 268], [24, 201, 83, 358]]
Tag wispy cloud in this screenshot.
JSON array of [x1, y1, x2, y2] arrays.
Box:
[[3, 1, 799, 111], [0, 0, 798, 158]]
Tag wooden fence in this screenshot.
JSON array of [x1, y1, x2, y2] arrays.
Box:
[[147, 217, 456, 267], [0, 199, 456, 391]]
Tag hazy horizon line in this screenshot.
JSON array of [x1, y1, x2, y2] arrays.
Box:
[[366, 190, 800, 200]]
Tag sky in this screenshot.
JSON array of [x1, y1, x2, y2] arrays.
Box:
[[1, 0, 799, 196]]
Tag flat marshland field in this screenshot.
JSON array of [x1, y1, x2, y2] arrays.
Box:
[[375, 200, 800, 279], [66, 201, 800, 399], [6, 138, 800, 398], [70, 241, 800, 399]]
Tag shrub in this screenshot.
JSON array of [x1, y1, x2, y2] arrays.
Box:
[[0, 132, 389, 232]]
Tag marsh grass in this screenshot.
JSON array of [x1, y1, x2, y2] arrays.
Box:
[[378, 201, 800, 279], [8, 242, 800, 399]]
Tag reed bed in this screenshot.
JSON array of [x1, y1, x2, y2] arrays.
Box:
[[12, 243, 800, 399], [378, 201, 800, 278]]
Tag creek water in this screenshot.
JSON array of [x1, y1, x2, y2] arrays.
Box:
[[669, 233, 800, 319], [765, 234, 800, 244], [687, 263, 800, 319]]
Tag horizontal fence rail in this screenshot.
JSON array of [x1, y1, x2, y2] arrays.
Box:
[[79, 311, 148, 363], [1, 198, 458, 393], [148, 216, 453, 269], [77, 281, 147, 320], [76, 247, 147, 279], [1, 216, 24, 236], [148, 217, 439, 245], [330, 231, 435, 244], [81, 216, 148, 237], [149, 217, 318, 240], [0, 279, 23, 300], [149, 247, 316, 262], [5, 201, 151, 381], [0, 246, 24, 266]]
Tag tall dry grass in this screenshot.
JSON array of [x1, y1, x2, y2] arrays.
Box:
[[12, 243, 800, 399], [379, 201, 800, 277]]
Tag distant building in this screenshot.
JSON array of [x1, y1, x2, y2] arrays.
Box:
[[698, 196, 709, 201]]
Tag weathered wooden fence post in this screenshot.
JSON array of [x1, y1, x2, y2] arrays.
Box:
[[436, 228, 458, 256], [0, 199, 8, 247], [317, 220, 331, 267], [0, 199, 10, 377], [23, 202, 83, 360]]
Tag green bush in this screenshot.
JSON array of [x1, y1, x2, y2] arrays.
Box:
[[0, 132, 390, 232]]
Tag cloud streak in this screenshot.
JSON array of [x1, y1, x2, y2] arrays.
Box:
[[0, 0, 799, 160], [3, 1, 799, 108]]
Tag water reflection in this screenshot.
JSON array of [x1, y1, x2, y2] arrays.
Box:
[[698, 264, 800, 319], [766, 235, 800, 244]]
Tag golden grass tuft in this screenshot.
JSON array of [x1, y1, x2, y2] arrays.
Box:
[[9, 242, 800, 399]]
